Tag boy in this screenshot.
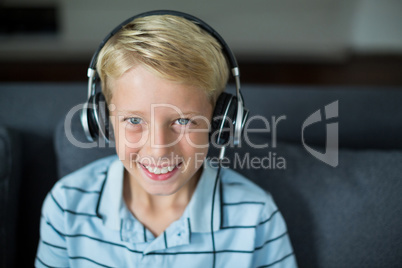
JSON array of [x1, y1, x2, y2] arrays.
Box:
[[36, 11, 297, 267]]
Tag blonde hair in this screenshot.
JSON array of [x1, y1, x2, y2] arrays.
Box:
[[96, 15, 230, 104]]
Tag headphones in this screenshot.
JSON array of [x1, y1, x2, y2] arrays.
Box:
[[81, 10, 249, 155]]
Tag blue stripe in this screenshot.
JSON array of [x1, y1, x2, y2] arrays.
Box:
[[164, 231, 168, 248], [256, 252, 294, 268], [95, 175, 108, 219], [221, 210, 279, 229], [69, 256, 115, 268], [61, 185, 101, 194], [45, 220, 143, 254], [258, 210, 279, 225], [50, 192, 98, 217], [41, 240, 67, 250], [187, 217, 192, 244], [255, 232, 288, 251], [223, 182, 243, 186], [50, 192, 64, 212], [223, 201, 265, 206], [119, 219, 124, 242], [36, 257, 68, 268]]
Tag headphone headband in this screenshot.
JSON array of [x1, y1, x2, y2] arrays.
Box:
[[88, 10, 238, 72]]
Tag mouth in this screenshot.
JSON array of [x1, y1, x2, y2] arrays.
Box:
[[143, 164, 176, 175], [139, 162, 182, 181]]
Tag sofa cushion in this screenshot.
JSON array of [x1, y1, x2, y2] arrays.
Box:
[[222, 135, 402, 268]]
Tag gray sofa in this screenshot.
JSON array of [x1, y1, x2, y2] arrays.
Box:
[[0, 83, 401, 267]]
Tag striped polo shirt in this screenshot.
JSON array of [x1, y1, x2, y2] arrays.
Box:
[[36, 156, 297, 268]]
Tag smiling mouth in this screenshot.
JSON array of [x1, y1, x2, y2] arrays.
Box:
[[140, 163, 182, 175]]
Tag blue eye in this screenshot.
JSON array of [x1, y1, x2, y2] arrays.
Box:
[[176, 118, 190, 125], [128, 117, 142, 125]]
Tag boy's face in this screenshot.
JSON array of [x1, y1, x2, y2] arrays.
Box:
[[109, 64, 213, 196]]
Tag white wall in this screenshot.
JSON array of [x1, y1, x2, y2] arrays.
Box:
[[59, 0, 357, 60], [352, 0, 402, 53], [1, 0, 401, 61]]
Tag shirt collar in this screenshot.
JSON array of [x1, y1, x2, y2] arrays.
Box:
[[97, 159, 222, 233], [97, 158, 124, 230]]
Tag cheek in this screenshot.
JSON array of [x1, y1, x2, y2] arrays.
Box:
[[184, 127, 210, 147], [114, 124, 148, 158], [181, 131, 210, 156], [120, 127, 148, 143], [180, 134, 209, 172]]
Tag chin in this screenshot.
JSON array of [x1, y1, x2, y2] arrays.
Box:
[[146, 186, 180, 196]]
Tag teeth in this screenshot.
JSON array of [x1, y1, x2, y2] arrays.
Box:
[[144, 165, 175, 175], [154, 167, 161, 174]]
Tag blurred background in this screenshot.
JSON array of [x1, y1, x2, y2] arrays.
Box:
[[1, 0, 401, 84]]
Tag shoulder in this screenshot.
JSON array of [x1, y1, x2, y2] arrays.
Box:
[[219, 167, 279, 224], [42, 155, 118, 217], [220, 167, 275, 206], [53, 155, 118, 193]]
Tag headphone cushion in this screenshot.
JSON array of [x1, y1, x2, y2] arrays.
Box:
[[212, 93, 231, 129], [87, 94, 99, 139], [95, 93, 110, 141]]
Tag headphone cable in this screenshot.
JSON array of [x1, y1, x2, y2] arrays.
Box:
[[210, 146, 225, 268]]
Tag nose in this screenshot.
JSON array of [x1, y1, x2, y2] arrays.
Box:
[[145, 123, 181, 158]]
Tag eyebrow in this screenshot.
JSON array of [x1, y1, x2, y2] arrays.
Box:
[[115, 110, 147, 117], [115, 110, 203, 117]]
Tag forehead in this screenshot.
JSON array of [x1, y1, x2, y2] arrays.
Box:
[[110, 65, 213, 116]]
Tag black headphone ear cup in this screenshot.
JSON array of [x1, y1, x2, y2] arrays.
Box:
[[211, 92, 237, 145], [211, 93, 230, 132], [95, 93, 110, 142]]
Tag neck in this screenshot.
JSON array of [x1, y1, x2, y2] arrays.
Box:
[[123, 168, 202, 213]]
